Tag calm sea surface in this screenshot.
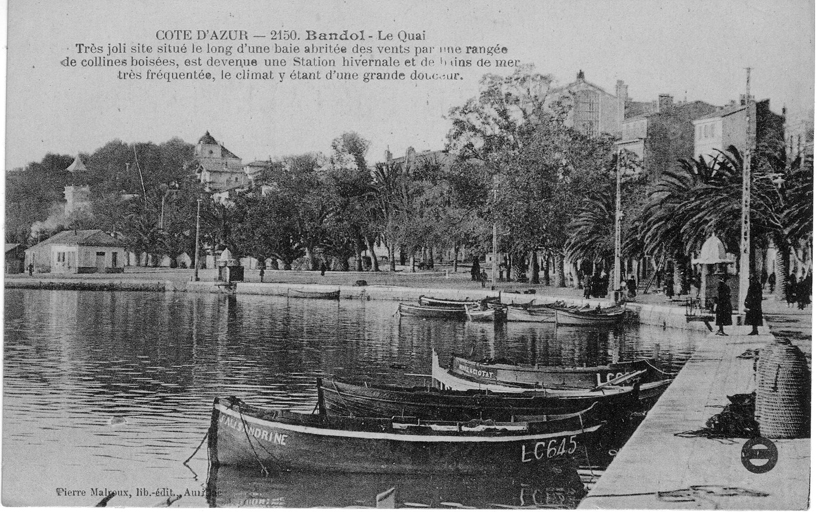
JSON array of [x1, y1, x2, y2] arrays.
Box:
[[3, 289, 698, 508]]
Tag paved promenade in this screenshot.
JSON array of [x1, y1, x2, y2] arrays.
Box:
[[580, 295, 811, 510]]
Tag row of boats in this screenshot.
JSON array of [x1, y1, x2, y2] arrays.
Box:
[[397, 295, 626, 326], [207, 325, 674, 476]]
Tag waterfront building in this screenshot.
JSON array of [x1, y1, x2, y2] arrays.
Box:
[[24, 229, 125, 274], [5, 243, 26, 274]]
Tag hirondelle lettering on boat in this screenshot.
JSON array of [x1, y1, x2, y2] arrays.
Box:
[[520, 435, 577, 462], [456, 361, 496, 380], [219, 413, 288, 445]]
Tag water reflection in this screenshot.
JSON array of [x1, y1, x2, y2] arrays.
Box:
[[4, 289, 697, 507], [206, 462, 587, 508]]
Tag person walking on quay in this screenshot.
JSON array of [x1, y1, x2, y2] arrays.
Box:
[[744, 274, 763, 336], [767, 271, 776, 293], [785, 272, 798, 308], [715, 274, 732, 336]]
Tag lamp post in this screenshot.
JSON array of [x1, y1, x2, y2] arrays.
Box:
[[491, 174, 499, 289], [193, 198, 202, 282]]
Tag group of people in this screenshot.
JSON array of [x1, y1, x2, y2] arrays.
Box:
[[581, 272, 610, 299], [784, 271, 812, 310], [714, 273, 764, 336]]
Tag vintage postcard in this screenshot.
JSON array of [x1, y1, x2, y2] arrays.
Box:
[[3, 0, 813, 508]]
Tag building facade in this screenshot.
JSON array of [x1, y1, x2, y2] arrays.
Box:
[[553, 71, 627, 138], [25, 230, 125, 274], [617, 96, 718, 178], [692, 98, 785, 162], [193, 131, 248, 192]]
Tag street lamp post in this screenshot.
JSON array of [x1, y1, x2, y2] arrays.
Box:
[[193, 198, 202, 282], [491, 175, 498, 289]]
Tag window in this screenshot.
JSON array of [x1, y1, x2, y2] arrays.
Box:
[[112, 252, 117, 267]]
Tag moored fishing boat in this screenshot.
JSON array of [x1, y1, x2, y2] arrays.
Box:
[[449, 353, 664, 388], [465, 304, 504, 322], [434, 352, 673, 405], [319, 377, 635, 422], [418, 295, 488, 307], [207, 396, 604, 474], [506, 304, 556, 323], [289, 288, 341, 300], [554, 305, 625, 326], [398, 303, 467, 320]]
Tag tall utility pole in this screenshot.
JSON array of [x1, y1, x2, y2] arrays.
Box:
[[738, 68, 754, 307], [613, 149, 623, 300], [193, 198, 202, 282], [491, 175, 498, 289]]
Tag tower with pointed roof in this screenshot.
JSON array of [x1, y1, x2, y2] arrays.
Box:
[[64, 155, 91, 217]]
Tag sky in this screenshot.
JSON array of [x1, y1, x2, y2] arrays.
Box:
[[4, 0, 815, 170]]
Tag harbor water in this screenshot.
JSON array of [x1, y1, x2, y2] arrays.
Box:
[[3, 289, 698, 507]]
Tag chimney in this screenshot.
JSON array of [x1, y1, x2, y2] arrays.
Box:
[[740, 94, 746, 106], [658, 94, 673, 113], [577, 70, 585, 81], [384, 146, 392, 162]]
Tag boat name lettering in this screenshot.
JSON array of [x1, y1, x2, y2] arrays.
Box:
[[456, 362, 496, 379], [220, 414, 288, 445], [521, 436, 577, 462], [595, 372, 626, 387]]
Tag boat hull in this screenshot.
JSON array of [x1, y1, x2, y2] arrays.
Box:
[[418, 295, 483, 307], [289, 289, 340, 300], [320, 379, 631, 421], [506, 306, 556, 323], [449, 354, 658, 389], [398, 303, 467, 319], [208, 398, 602, 475], [554, 307, 624, 326]]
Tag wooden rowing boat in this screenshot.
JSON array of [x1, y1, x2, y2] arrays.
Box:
[[448, 353, 661, 389], [434, 353, 673, 405], [289, 288, 341, 300], [319, 377, 636, 422], [506, 304, 556, 323], [418, 295, 486, 307], [554, 306, 625, 326], [207, 396, 604, 474], [465, 305, 503, 322], [398, 303, 467, 320]]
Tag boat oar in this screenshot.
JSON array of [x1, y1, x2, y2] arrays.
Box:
[[591, 369, 646, 391]]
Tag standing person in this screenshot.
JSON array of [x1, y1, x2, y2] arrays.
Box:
[[627, 275, 637, 299], [715, 275, 732, 336], [665, 272, 674, 299], [785, 272, 798, 308], [796, 274, 810, 310], [470, 256, 480, 282], [583, 273, 592, 299], [320, 261, 327, 276], [767, 272, 776, 294], [760, 269, 768, 291], [744, 274, 763, 335], [27, 263, 33, 276]]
